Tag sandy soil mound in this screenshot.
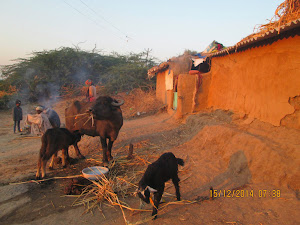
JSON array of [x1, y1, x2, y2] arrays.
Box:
[[115, 88, 165, 119], [171, 123, 300, 194]]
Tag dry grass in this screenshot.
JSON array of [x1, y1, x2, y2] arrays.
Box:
[[241, 0, 300, 42], [68, 151, 156, 224], [66, 142, 194, 224], [114, 88, 164, 119], [0, 85, 17, 98]]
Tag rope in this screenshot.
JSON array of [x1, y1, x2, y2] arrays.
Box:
[[67, 112, 95, 127], [82, 114, 95, 127], [65, 112, 89, 119], [73, 115, 90, 126]]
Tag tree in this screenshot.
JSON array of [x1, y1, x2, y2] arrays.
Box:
[[0, 47, 157, 108]]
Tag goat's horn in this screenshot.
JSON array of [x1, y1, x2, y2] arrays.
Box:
[[111, 99, 124, 107]]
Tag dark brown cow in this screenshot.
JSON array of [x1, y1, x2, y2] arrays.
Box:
[[36, 128, 82, 179], [65, 96, 123, 164]]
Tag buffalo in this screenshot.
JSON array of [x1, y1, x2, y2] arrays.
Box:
[[65, 96, 124, 164]]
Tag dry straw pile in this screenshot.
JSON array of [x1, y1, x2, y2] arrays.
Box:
[[67, 142, 195, 224], [242, 0, 300, 42], [71, 155, 153, 223]]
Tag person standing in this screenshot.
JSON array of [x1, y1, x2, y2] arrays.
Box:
[[13, 99, 23, 133], [85, 79, 97, 102]]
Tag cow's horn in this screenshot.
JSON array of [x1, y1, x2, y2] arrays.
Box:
[[111, 99, 124, 107]]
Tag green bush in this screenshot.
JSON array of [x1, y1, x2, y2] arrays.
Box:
[[0, 47, 157, 107]]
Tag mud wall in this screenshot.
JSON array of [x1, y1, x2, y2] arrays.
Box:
[[174, 73, 212, 118], [155, 71, 166, 104], [208, 36, 300, 127], [176, 74, 196, 118], [155, 70, 174, 105], [193, 73, 212, 112]]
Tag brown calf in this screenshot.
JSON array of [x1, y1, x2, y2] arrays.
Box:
[[36, 128, 81, 179]]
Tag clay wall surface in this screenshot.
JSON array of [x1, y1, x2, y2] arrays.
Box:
[[165, 69, 174, 91], [208, 36, 300, 126], [193, 72, 212, 112], [176, 74, 197, 118], [155, 71, 166, 104]]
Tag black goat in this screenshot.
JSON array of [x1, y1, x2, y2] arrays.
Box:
[[137, 152, 184, 219]]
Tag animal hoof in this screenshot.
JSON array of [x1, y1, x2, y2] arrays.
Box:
[[63, 165, 67, 168], [49, 166, 54, 170], [103, 161, 109, 167]]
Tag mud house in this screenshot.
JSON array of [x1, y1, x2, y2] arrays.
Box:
[[148, 19, 300, 129], [148, 53, 211, 119]]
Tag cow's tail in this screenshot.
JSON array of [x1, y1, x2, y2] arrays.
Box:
[[176, 158, 184, 166]]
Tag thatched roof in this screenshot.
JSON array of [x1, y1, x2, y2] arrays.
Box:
[[147, 54, 193, 79], [210, 0, 300, 57], [147, 62, 169, 79], [148, 1, 300, 76], [250, 0, 299, 40], [210, 18, 300, 57]]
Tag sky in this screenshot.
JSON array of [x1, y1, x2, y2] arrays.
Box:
[[0, 0, 282, 66]]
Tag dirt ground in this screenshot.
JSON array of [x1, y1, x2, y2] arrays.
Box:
[[0, 100, 299, 225]]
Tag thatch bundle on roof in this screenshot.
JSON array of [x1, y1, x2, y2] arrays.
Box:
[[241, 0, 300, 42], [147, 62, 169, 79], [147, 53, 192, 79], [168, 54, 191, 77]]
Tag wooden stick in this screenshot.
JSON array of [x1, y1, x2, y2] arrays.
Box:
[[9, 174, 82, 185], [127, 143, 134, 159]]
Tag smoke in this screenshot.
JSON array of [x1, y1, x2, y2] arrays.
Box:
[[5, 68, 36, 110], [6, 67, 60, 110], [4, 58, 99, 110], [24, 68, 36, 80], [72, 68, 89, 84], [35, 82, 60, 107]]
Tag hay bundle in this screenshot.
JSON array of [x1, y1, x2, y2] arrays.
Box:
[[168, 54, 191, 77], [69, 154, 158, 224], [257, 0, 300, 33], [69, 149, 194, 224], [147, 62, 169, 79], [71, 154, 156, 214], [241, 0, 300, 42]]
